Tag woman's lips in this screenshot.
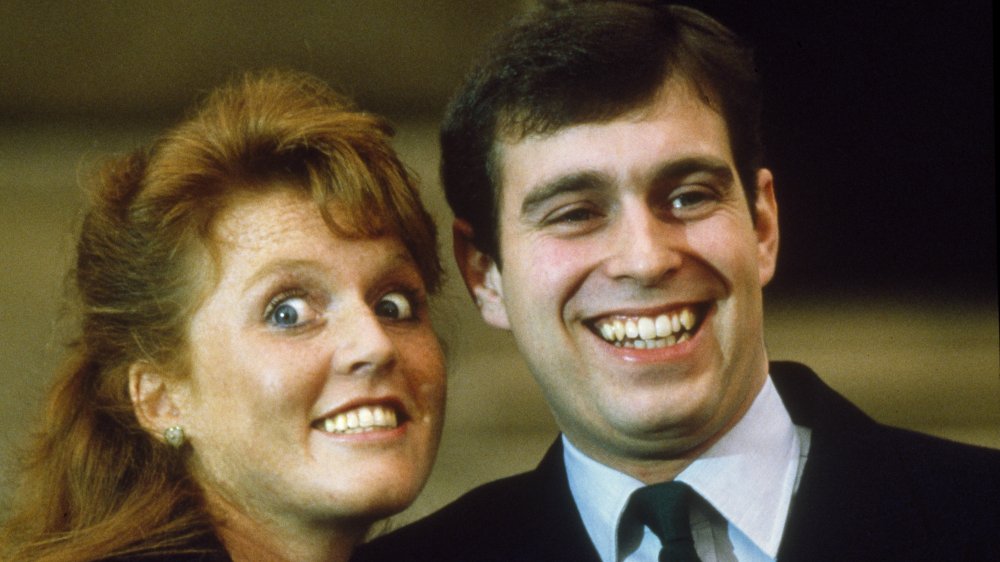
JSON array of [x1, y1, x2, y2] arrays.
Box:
[[313, 402, 405, 434]]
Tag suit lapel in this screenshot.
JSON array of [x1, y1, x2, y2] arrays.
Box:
[[504, 438, 604, 562], [771, 362, 933, 560]]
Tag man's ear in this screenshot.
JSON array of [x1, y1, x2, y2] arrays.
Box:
[[128, 361, 186, 443], [754, 168, 780, 287], [453, 219, 511, 330]]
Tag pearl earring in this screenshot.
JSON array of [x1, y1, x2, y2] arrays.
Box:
[[163, 426, 186, 448]]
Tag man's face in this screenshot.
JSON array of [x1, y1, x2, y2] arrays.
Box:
[[463, 80, 778, 477]]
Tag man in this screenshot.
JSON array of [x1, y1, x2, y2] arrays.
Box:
[[355, 2, 999, 561]]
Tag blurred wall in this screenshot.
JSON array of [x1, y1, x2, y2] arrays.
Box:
[[2, 0, 996, 526]]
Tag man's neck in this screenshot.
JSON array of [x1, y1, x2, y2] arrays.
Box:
[[564, 374, 806, 561], [566, 370, 768, 484]]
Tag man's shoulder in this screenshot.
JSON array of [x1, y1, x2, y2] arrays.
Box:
[[770, 361, 997, 448], [388, 468, 544, 537], [786, 415, 1000, 558], [771, 360, 1000, 477], [771, 361, 1000, 559], [872, 419, 1000, 459], [863, 422, 1000, 504], [354, 470, 544, 562], [355, 438, 601, 562]]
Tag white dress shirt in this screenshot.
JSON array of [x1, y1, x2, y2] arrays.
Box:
[[564, 376, 811, 562]]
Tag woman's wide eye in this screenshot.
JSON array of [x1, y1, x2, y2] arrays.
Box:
[[374, 291, 414, 320], [266, 296, 311, 328]]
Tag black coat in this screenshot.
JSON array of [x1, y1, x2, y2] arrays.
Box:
[[354, 362, 1000, 561]]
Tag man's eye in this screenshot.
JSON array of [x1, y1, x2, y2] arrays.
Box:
[[547, 206, 601, 225], [265, 296, 312, 328], [669, 187, 718, 215], [375, 291, 414, 320], [557, 208, 594, 222]]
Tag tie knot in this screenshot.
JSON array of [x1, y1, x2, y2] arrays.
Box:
[[628, 481, 700, 561]]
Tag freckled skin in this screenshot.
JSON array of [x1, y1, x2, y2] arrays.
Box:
[[473, 80, 778, 481], [177, 189, 445, 542]]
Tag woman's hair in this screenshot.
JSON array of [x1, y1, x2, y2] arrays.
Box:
[[0, 69, 441, 561]]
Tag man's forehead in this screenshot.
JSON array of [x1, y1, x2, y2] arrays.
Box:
[[493, 81, 733, 191], [494, 76, 721, 144], [492, 78, 727, 172]]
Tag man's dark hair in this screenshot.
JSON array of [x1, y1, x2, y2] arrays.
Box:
[[440, 1, 763, 259]]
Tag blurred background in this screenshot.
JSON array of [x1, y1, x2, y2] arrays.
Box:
[[1, 0, 996, 528]]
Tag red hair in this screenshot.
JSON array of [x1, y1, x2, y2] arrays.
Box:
[[1, 69, 440, 560]]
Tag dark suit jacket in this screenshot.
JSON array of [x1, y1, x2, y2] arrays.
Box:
[[354, 361, 1000, 561]]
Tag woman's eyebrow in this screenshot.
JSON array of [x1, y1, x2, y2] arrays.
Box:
[[242, 249, 417, 294], [242, 259, 315, 293]]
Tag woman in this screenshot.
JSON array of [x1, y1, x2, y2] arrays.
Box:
[[0, 70, 446, 561]]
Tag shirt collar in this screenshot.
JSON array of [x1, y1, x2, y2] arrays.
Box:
[[564, 433, 642, 562], [564, 375, 801, 561], [677, 375, 801, 557]]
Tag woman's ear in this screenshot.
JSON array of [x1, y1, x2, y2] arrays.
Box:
[[453, 219, 510, 330], [128, 361, 185, 443]]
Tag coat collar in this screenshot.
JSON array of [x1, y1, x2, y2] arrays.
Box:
[[770, 361, 943, 560]]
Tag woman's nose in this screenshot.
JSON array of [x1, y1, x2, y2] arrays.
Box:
[[330, 305, 397, 377]]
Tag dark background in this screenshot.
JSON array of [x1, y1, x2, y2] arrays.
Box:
[[2, 1, 994, 300], [691, 0, 995, 298]]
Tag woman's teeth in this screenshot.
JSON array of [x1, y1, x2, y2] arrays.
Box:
[[319, 405, 398, 434], [595, 307, 697, 348]]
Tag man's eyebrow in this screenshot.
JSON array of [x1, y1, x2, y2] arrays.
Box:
[[519, 171, 610, 217], [518, 156, 736, 217], [649, 156, 735, 186]]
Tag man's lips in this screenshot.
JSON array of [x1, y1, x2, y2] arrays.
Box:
[[588, 303, 708, 349], [312, 401, 407, 435]]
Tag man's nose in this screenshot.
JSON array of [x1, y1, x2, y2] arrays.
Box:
[[603, 204, 683, 286], [330, 304, 397, 377]]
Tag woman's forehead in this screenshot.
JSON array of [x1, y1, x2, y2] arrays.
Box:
[[211, 189, 323, 250]]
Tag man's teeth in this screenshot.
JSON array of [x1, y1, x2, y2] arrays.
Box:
[[320, 405, 398, 434], [596, 307, 697, 348]]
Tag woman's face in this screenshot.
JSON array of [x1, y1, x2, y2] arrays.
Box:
[[178, 188, 445, 533]]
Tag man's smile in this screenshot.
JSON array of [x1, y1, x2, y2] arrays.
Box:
[[588, 303, 708, 349]]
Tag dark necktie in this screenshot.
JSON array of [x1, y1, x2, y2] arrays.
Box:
[[629, 481, 701, 562]]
